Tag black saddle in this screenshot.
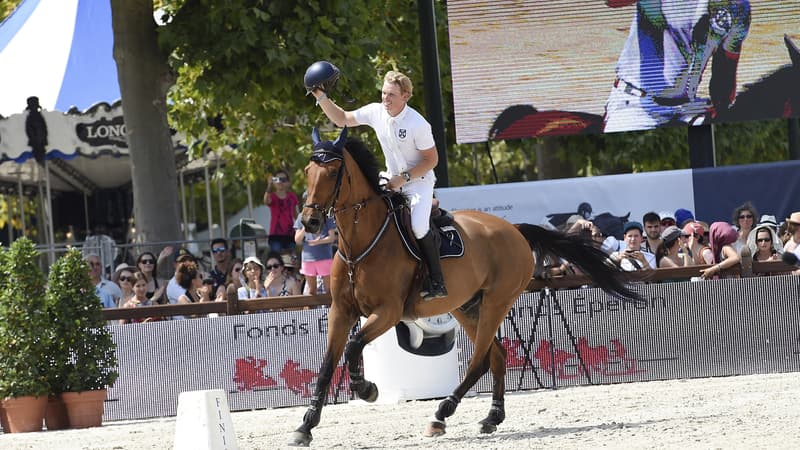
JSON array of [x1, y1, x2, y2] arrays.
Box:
[[389, 197, 464, 260]]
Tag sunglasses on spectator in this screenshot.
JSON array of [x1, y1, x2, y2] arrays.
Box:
[[739, 214, 754, 219], [272, 177, 289, 183], [756, 238, 771, 243], [233, 266, 242, 272], [139, 259, 154, 264], [266, 264, 282, 270], [660, 219, 675, 226], [119, 276, 133, 282], [212, 247, 227, 253]]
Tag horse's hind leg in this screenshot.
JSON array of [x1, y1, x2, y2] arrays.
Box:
[[424, 306, 508, 437], [291, 304, 357, 447], [478, 337, 507, 433]]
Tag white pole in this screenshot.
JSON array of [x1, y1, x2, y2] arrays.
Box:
[[246, 184, 254, 219], [180, 169, 188, 240], [83, 192, 90, 236], [204, 164, 213, 238], [43, 160, 55, 264], [17, 171, 26, 237], [6, 195, 13, 243], [203, 159, 214, 271], [216, 154, 225, 237]]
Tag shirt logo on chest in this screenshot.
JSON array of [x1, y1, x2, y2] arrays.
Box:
[[398, 129, 407, 139]]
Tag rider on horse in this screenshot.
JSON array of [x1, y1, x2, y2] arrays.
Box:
[[308, 65, 447, 300]]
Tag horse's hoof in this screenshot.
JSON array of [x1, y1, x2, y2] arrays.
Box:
[[288, 430, 312, 447], [361, 382, 379, 403], [478, 422, 497, 434], [423, 421, 446, 438]]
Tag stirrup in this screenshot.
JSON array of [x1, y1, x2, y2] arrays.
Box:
[[422, 280, 448, 300]]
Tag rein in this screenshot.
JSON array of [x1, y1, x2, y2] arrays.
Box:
[[335, 195, 402, 285]]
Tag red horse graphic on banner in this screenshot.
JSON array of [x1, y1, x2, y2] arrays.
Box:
[[501, 337, 528, 368], [233, 356, 278, 391], [534, 340, 577, 379], [532, 337, 646, 379], [280, 359, 319, 397]]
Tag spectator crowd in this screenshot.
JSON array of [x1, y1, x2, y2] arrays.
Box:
[[85, 198, 800, 322]]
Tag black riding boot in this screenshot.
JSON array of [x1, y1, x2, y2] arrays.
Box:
[[418, 230, 448, 300]]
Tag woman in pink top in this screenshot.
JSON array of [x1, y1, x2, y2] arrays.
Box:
[[263, 169, 299, 254]]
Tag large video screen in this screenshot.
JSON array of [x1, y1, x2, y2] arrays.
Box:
[[447, 1, 800, 143]]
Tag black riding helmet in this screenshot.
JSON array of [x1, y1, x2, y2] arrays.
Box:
[[304, 61, 340, 94]]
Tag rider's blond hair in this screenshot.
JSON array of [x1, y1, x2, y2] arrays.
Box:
[[384, 71, 413, 98]]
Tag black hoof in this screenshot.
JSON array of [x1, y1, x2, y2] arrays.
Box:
[[361, 382, 379, 402], [478, 422, 498, 434], [289, 430, 312, 447]]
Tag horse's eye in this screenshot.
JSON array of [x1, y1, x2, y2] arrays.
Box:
[[329, 170, 338, 178]]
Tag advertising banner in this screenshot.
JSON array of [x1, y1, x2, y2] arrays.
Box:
[[461, 275, 800, 393], [105, 307, 352, 421], [104, 275, 800, 421]]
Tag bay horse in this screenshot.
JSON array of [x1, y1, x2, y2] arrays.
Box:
[[290, 127, 638, 446]]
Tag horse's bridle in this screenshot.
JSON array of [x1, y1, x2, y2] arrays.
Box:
[[303, 149, 346, 218], [304, 148, 399, 285]]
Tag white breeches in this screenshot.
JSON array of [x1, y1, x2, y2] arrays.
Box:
[[400, 180, 434, 239]]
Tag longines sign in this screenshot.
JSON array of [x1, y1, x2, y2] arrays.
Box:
[[76, 115, 127, 148]]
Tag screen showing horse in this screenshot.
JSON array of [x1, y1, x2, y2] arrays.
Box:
[[447, 0, 800, 143]]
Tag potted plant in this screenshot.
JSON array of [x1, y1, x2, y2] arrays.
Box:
[[0, 237, 51, 433], [45, 248, 118, 429]]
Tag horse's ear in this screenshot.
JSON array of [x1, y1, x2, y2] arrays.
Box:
[[333, 126, 348, 150], [623, 212, 630, 220], [312, 127, 321, 146]]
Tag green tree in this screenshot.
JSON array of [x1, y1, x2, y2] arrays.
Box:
[[45, 249, 118, 393], [0, 237, 50, 398]]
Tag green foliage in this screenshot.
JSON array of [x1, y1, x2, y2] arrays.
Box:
[[45, 249, 118, 393], [0, 238, 50, 398], [158, 0, 433, 193]]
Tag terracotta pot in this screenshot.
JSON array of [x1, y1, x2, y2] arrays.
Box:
[[61, 389, 107, 429], [1, 395, 47, 433], [0, 404, 9, 433], [44, 395, 70, 430]]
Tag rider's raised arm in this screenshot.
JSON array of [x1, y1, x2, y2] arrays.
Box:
[[312, 89, 360, 128]]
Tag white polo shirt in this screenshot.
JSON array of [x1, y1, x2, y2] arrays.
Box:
[[353, 103, 436, 183]]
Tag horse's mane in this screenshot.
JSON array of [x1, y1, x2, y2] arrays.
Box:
[[344, 138, 408, 205]]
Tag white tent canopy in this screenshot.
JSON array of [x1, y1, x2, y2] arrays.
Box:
[[0, 0, 120, 118]]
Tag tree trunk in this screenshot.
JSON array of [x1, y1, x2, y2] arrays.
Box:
[[536, 137, 574, 180], [110, 0, 181, 246]]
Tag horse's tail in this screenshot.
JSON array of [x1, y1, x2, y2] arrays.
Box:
[[514, 223, 640, 300]]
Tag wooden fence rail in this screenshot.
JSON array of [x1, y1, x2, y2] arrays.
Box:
[[103, 260, 796, 322]]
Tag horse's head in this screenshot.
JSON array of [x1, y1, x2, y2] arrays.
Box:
[[302, 127, 348, 233]]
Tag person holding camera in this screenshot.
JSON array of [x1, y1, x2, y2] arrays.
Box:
[[610, 221, 655, 271], [263, 169, 300, 254]]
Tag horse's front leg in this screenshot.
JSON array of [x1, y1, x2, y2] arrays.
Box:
[[345, 312, 399, 402], [290, 304, 357, 447]]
